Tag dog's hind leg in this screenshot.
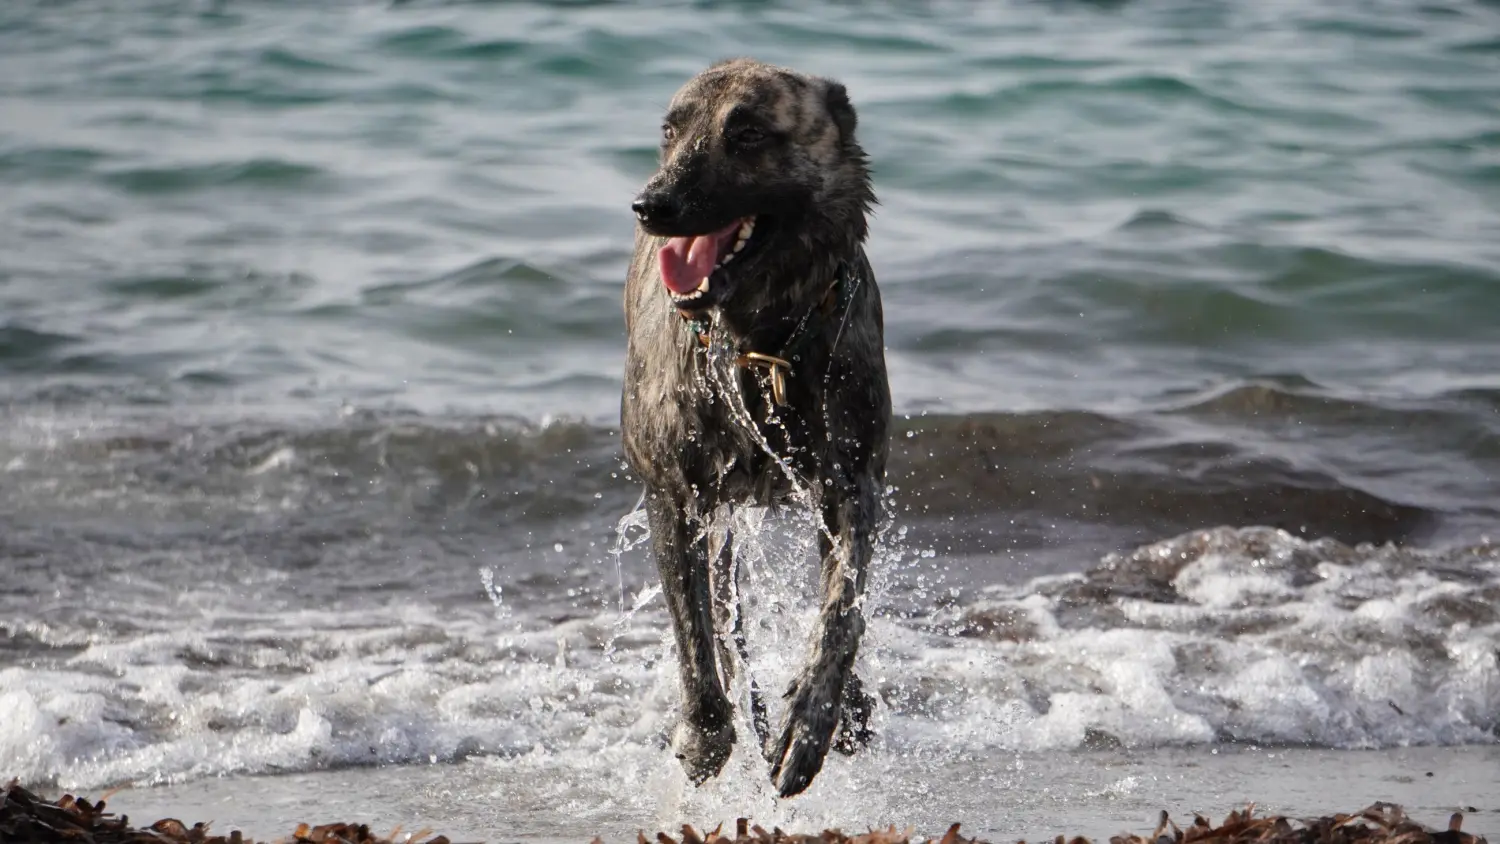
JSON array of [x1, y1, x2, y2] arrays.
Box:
[[708, 509, 771, 755], [768, 471, 880, 797], [647, 490, 735, 785]]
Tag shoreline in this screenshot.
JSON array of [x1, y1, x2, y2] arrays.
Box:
[[1, 777, 1489, 844], [16, 745, 1496, 844]]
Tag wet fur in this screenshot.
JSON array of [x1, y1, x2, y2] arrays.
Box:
[[620, 59, 891, 798]]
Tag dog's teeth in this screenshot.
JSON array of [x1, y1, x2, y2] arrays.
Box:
[[696, 276, 710, 293], [733, 218, 754, 253]]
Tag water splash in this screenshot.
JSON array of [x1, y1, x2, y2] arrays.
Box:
[[602, 582, 664, 665], [706, 338, 811, 500], [478, 566, 507, 621], [610, 489, 651, 612]]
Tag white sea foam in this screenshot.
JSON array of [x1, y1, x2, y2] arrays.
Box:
[[1, 527, 1496, 793]]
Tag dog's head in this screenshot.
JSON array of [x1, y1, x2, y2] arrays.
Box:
[[632, 59, 874, 316]]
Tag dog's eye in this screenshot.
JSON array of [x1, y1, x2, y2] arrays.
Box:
[[661, 124, 676, 144], [733, 126, 767, 146]]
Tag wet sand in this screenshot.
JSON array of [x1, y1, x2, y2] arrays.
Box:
[[87, 746, 1499, 843]]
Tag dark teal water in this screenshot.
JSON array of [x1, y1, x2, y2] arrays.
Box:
[[3, 1, 1498, 417], [1, 0, 1499, 803]]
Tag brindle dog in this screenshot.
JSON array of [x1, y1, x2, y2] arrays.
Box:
[[620, 59, 890, 798]]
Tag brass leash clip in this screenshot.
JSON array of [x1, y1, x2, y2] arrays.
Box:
[[735, 351, 791, 407]]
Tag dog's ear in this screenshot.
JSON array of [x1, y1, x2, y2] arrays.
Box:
[[824, 80, 858, 144]]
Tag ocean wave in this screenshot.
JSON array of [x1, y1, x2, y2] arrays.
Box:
[[4, 397, 1476, 567], [0, 323, 80, 372], [929, 527, 1500, 749], [102, 159, 326, 195]]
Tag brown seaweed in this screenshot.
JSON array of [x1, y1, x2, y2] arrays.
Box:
[[0, 779, 454, 844], [606, 804, 1488, 844], [2, 778, 1487, 844], [1111, 803, 1487, 844]]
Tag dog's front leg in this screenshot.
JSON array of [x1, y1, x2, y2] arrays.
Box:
[[708, 514, 771, 755], [646, 489, 736, 784], [768, 471, 879, 797]]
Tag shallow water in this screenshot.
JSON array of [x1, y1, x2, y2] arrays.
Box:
[[4, 523, 1498, 792], [1, 0, 1498, 822], [96, 746, 1500, 842]]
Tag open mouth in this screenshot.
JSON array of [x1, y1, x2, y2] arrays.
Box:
[[658, 216, 758, 308]]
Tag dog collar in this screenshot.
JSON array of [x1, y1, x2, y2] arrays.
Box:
[[679, 262, 854, 408]]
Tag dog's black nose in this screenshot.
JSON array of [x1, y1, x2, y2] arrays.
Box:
[[632, 191, 681, 226]]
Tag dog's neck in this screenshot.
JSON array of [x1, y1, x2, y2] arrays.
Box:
[[681, 260, 852, 359], [676, 261, 854, 409]]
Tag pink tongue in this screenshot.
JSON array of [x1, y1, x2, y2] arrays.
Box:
[[658, 220, 740, 295]]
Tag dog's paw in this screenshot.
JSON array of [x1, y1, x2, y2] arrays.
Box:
[[832, 673, 875, 755], [672, 718, 735, 785], [767, 677, 841, 798]]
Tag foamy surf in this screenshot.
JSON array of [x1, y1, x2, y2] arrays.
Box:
[[2, 525, 1495, 794]]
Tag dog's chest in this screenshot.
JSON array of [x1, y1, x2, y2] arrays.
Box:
[[620, 303, 826, 502], [682, 351, 816, 499]]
